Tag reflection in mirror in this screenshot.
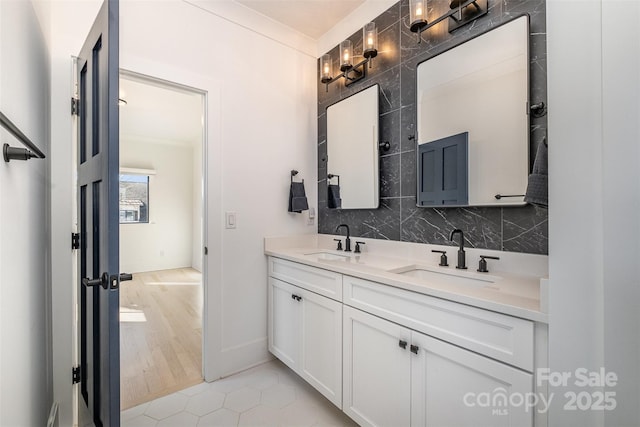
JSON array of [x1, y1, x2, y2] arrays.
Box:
[[327, 84, 379, 209], [416, 15, 530, 207]]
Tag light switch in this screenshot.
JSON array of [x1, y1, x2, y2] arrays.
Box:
[[225, 212, 237, 229], [308, 207, 315, 225]]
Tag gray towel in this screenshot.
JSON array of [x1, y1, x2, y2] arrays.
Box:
[[524, 138, 548, 206], [328, 184, 341, 209], [288, 181, 308, 213]]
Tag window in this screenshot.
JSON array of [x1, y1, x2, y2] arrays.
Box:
[[119, 174, 149, 224]]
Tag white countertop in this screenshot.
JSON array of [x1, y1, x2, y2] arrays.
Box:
[[265, 234, 549, 323]]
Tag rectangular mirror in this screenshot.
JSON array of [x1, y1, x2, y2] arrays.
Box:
[[327, 84, 379, 209], [416, 15, 530, 207]]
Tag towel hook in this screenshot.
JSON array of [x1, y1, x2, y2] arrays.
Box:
[[291, 169, 304, 184], [327, 173, 340, 186]]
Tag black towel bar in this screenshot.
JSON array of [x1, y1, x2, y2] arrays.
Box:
[[494, 194, 525, 200], [0, 111, 46, 162]]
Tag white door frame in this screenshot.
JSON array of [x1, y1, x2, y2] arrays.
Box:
[[116, 55, 224, 384]]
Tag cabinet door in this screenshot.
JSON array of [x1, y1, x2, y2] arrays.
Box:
[[410, 331, 533, 427], [299, 288, 343, 408], [343, 306, 411, 427], [268, 278, 300, 369]]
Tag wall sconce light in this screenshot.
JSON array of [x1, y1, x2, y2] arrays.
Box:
[[320, 22, 378, 91], [409, 0, 487, 43]]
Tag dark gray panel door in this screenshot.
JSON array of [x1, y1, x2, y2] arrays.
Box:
[[76, 1, 120, 425], [418, 132, 468, 206]]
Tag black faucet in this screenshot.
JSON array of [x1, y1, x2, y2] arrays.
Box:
[[449, 229, 467, 269], [335, 224, 351, 252]]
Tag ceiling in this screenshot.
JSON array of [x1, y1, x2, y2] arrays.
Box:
[[235, 0, 366, 39], [119, 77, 203, 146]]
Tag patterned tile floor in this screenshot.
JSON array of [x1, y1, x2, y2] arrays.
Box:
[[121, 359, 358, 427]]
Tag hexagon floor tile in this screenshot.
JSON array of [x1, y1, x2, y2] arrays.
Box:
[[223, 387, 262, 413], [157, 411, 199, 427], [145, 392, 189, 420], [121, 358, 355, 426], [122, 414, 158, 427], [197, 408, 240, 427], [260, 383, 296, 409], [185, 388, 226, 416]]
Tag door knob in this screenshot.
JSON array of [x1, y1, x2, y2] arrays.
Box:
[[83, 272, 132, 290], [83, 272, 109, 289]]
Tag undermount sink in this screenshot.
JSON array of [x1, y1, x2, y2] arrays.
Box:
[[389, 265, 499, 288], [303, 251, 350, 261]]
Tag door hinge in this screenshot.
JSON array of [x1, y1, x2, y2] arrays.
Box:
[[71, 233, 80, 250], [72, 366, 81, 384], [71, 97, 80, 116]]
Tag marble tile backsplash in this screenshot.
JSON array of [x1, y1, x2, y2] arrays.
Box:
[[317, 0, 548, 255]]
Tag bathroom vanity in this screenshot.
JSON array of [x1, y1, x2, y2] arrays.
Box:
[[265, 235, 548, 427]]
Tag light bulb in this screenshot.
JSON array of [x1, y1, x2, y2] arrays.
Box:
[[416, 2, 423, 16]]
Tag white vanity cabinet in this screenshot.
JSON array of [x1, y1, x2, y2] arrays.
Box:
[[267, 256, 544, 427], [267, 259, 343, 408], [343, 306, 533, 427], [342, 305, 412, 427]]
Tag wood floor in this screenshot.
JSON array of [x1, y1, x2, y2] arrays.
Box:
[[120, 268, 203, 410]]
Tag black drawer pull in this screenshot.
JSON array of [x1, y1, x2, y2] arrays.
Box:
[[399, 340, 408, 349], [410, 345, 419, 354]]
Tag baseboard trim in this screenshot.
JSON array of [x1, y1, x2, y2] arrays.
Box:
[[217, 337, 269, 378]]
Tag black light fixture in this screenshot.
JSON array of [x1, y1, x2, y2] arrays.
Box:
[[409, 0, 487, 43], [320, 22, 378, 91]]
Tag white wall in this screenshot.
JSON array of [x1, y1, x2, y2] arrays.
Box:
[[547, 0, 640, 425], [116, 0, 318, 377], [120, 139, 194, 273], [120, 0, 318, 379], [0, 0, 52, 425], [601, 3, 640, 425], [48, 0, 317, 422], [120, 138, 193, 273]]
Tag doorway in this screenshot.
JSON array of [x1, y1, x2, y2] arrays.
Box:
[[117, 71, 206, 410]]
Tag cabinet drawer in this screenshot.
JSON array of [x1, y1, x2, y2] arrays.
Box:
[[269, 257, 343, 301], [343, 276, 534, 371]]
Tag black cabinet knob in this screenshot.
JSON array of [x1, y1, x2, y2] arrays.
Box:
[[410, 345, 419, 354], [399, 340, 408, 349]]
